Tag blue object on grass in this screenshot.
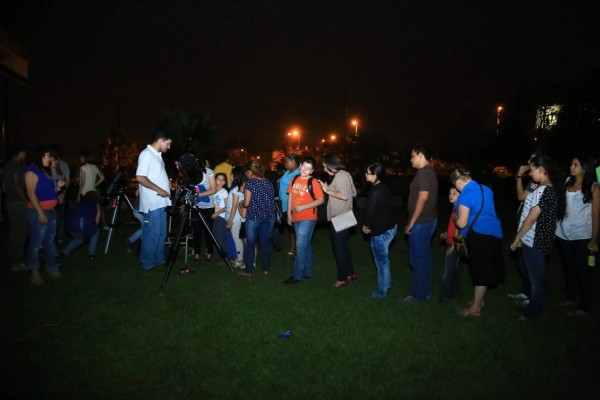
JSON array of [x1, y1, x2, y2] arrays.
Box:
[[278, 330, 292, 339]]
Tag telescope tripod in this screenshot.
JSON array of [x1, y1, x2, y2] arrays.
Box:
[[104, 186, 135, 255], [162, 201, 235, 288]]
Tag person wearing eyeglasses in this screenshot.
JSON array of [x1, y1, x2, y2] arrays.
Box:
[[403, 145, 438, 304], [363, 162, 397, 298]]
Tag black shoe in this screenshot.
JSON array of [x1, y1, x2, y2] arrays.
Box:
[[125, 240, 134, 254], [283, 276, 301, 284], [57, 253, 66, 262]]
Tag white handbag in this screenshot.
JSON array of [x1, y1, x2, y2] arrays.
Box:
[[331, 210, 357, 232]]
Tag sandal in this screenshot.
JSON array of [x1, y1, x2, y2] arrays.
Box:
[[236, 271, 252, 277], [457, 308, 481, 317], [334, 280, 349, 288]]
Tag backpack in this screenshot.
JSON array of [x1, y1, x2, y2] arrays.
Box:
[[290, 175, 327, 222]]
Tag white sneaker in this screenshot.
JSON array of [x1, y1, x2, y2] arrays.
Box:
[[517, 299, 530, 306], [507, 293, 528, 300]]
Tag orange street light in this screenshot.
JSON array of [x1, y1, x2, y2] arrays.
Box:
[[496, 106, 503, 135], [330, 134, 336, 141], [351, 119, 358, 136], [287, 128, 301, 147]]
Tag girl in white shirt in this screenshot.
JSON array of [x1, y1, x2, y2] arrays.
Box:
[[555, 156, 600, 317], [211, 173, 229, 264]]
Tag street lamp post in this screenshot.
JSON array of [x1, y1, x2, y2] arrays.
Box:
[[496, 106, 503, 135]]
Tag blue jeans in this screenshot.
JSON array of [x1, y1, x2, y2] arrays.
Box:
[[330, 224, 354, 280], [440, 248, 461, 300], [26, 209, 59, 272], [244, 218, 274, 274], [127, 210, 143, 243], [371, 225, 398, 295], [522, 245, 547, 320], [140, 207, 167, 270], [408, 219, 437, 301], [63, 218, 100, 256], [293, 220, 317, 280]]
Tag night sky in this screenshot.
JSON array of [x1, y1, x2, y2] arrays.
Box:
[[2, 1, 599, 156]]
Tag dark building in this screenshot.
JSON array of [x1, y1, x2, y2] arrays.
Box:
[[0, 26, 30, 161]]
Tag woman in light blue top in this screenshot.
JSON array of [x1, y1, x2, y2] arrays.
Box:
[[277, 153, 300, 256]]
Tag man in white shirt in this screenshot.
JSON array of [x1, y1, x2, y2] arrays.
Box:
[[136, 131, 172, 271]]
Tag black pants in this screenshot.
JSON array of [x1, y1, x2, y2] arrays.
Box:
[[192, 207, 214, 255], [330, 224, 354, 281], [557, 238, 591, 311]]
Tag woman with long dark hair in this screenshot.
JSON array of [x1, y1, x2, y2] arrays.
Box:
[[555, 155, 600, 317], [25, 146, 65, 285], [363, 162, 397, 298], [318, 154, 358, 287], [226, 165, 247, 268], [192, 157, 218, 263], [238, 161, 275, 276], [510, 155, 566, 321], [210, 172, 229, 264]]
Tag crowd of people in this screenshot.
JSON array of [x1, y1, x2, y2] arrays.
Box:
[[1, 144, 106, 285], [2, 133, 599, 322]]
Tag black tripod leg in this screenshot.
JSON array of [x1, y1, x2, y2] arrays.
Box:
[[195, 209, 235, 273], [162, 207, 189, 288], [103, 194, 122, 255]]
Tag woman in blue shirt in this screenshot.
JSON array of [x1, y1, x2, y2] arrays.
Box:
[[277, 153, 300, 256], [451, 168, 504, 317], [25, 146, 65, 285]]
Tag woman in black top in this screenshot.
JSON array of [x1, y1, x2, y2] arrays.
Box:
[[363, 163, 398, 298]]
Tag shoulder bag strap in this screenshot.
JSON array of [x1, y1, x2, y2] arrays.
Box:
[[467, 184, 485, 236]]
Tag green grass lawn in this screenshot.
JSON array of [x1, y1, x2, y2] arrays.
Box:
[[1, 191, 599, 399]]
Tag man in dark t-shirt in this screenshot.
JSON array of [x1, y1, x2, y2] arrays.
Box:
[[404, 145, 438, 303]]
